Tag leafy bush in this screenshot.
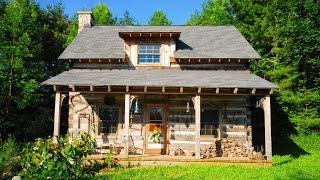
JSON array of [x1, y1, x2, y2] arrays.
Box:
[[0, 137, 21, 178], [20, 131, 97, 179]]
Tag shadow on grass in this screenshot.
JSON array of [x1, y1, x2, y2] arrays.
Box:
[[271, 97, 309, 161]]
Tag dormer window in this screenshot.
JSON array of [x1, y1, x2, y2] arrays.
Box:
[[138, 44, 160, 64]]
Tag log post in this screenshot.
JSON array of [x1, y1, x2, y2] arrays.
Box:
[[263, 95, 272, 160], [124, 93, 130, 157], [194, 95, 201, 159], [53, 91, 61, 142]]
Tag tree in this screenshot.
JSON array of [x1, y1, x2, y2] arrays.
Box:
[[92, 3, 115, 25], [187, 0, 234, 25], [148, 10, 172, 25], [65, 15, 78, 46], [186, 0, 320, 134], [66, 3, 116, 46], [117, 10, 137, 25], [0, 0, 68, 140]]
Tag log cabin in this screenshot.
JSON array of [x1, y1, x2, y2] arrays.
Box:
[[41, 11, 278, 162]]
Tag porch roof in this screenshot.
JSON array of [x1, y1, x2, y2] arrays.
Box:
[[41, 69, 278, 89]]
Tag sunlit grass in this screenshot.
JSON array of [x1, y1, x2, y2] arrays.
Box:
[[94, 135, 320, 180]]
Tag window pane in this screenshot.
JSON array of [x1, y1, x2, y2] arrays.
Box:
[[139, 49, 146, 53], [99, 107, 119, 134], [138, 44, 160, 64], [150, 108, 163, 121]]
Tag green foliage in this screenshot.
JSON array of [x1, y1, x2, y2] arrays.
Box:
[[20, 131, 97, 179], [148, 10, 172, 25], [94, 135, 320, 179], [0, 0, 68, 140], [92, 3, 115, 25], [187, 0, 320, 134], [65, 15, 78, 46], [0, 137, 21, 178], [117, 10, 137, 25], [187, 0, 234, 25]]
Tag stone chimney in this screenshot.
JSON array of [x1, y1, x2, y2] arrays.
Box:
[[77, 11, 93, 34]]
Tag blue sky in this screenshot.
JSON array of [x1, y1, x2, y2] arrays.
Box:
[[38, 0, 206, 25]]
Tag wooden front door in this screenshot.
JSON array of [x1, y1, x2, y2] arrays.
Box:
[[145, 104, 167, 154]]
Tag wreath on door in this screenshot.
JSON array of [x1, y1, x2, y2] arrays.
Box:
[[148, 130, 161, 143]]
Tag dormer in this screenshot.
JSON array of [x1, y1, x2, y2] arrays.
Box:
[[119, 32, 180, 67]]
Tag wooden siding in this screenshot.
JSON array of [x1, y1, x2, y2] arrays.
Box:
[[68, 93, 253, 156]]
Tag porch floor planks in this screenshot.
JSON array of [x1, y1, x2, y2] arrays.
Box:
[[85, 154, 271, 167]]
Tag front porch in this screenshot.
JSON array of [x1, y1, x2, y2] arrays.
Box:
[[52, 91, 273, 161], [43, 69, 276, 161]]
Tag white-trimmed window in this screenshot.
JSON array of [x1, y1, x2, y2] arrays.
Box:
[[138, 44, 160, 64]]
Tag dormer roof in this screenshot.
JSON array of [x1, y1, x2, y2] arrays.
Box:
[[58, 25, 261, 60]]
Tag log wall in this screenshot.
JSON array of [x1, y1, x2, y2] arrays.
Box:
[[68, 93, 253, 157]]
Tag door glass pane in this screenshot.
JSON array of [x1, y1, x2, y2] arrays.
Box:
[[149, 107, 162, 123]]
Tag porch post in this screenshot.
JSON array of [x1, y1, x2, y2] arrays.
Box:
[[53, 91, 61, 142], [263, 95, 272, 160], [194, 95, 201, 159], [124, 93, 130, 157]]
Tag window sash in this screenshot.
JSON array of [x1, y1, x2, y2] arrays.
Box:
[[138, 44, 160, 64]]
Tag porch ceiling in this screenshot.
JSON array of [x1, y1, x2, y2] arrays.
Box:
[[41, 69, 278, 90]]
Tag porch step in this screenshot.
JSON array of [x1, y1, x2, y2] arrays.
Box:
[[85, 154, 272, 167]]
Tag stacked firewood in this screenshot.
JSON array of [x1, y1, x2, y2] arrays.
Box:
[[200, 145, 219, 159], [199, 138, 261, 159], [220, 137, 254, 158], [172, 148, 186, 156]]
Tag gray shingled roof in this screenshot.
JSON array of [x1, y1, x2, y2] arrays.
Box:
[[59, 26, 261, 60], [41, 69, 277, 89]]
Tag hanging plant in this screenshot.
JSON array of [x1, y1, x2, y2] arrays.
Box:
[[148, 130, 161, 143]]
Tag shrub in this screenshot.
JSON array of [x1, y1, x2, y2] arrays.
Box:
[[0, 137, 21, 178], [20, 131, 97, 179]]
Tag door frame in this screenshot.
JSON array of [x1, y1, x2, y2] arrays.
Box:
[[144, 103, 167, 155]]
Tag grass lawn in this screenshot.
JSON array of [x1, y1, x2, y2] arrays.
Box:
[[94, 134, 320, 180]]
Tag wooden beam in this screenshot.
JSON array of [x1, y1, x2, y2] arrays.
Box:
[[124, 93, 130, 157], [251, 88, 256, 94], [269, 89, 273, 94], [162, 86, 165, 93], [233, 88, 238, 94], [180, 87, 184, 93], [263, 95, 272, 160], [90, 86, 94, 92], [216, 88, 220, 94], [69, 85, 75, 91], [197, 87, 201, 93], [194, 95, 201, 159], [53, 91, 61, 142]]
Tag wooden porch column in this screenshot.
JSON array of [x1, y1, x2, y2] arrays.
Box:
[[263, 95, 272, 160], [53, 91, 61, 141], [194, 95, 201, 159], [124, 93, 130, 157]]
